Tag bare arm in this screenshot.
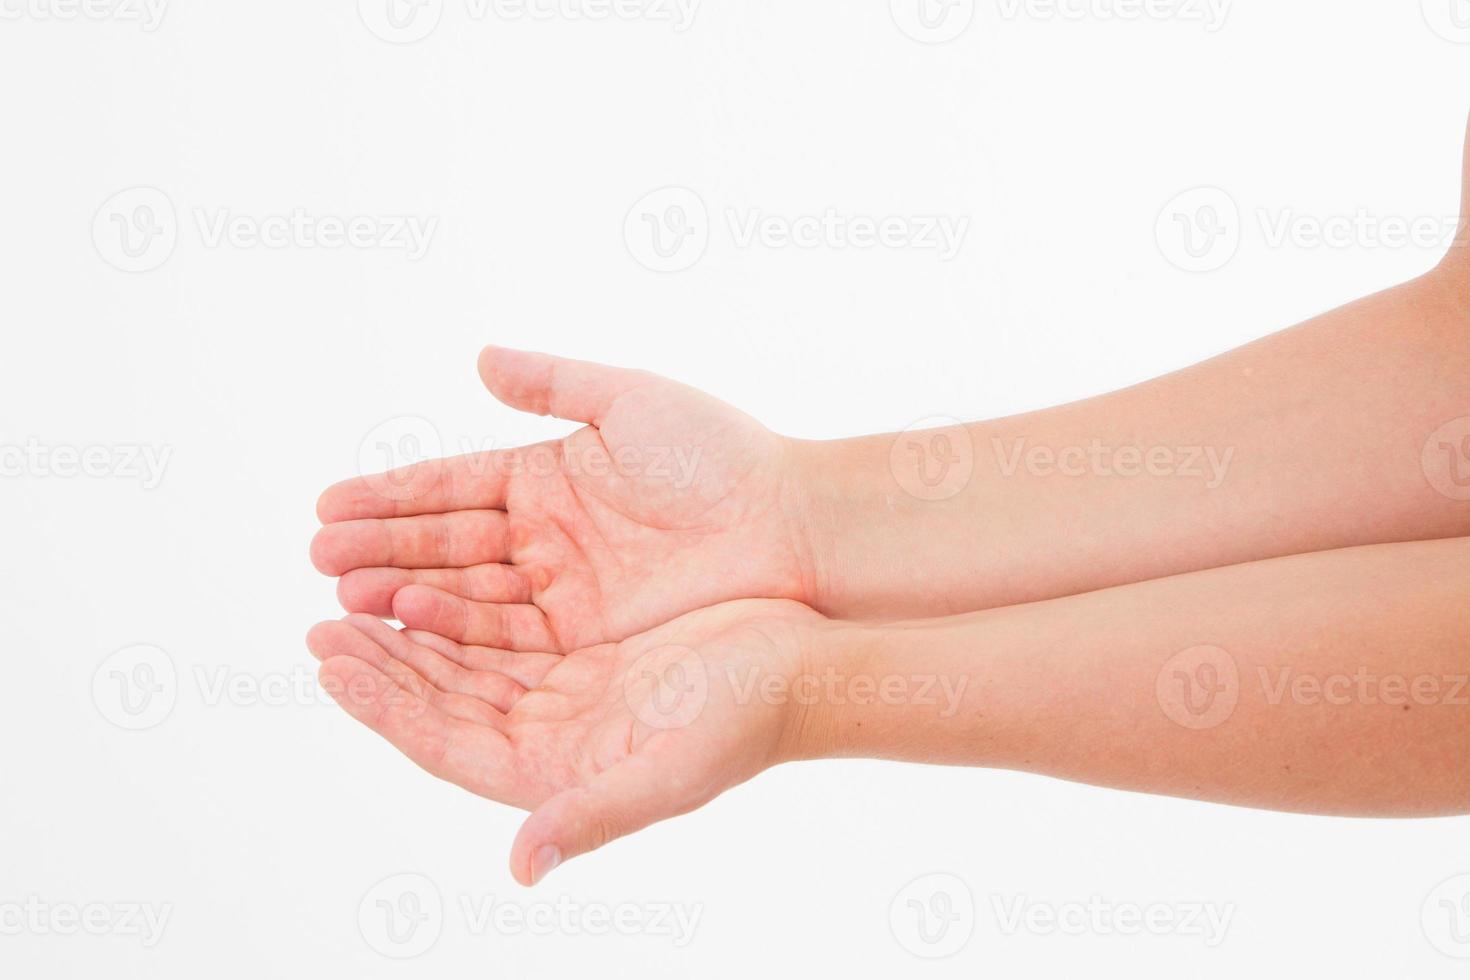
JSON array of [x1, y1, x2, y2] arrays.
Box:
[[800, 535, 1470, 817], [798, 120, 1470, 619]]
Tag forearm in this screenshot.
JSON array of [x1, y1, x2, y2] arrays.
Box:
[[794, 266, 1470, 619], [797, 535, 1470, 817]]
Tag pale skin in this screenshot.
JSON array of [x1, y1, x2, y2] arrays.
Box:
[[309, 117, 1470, 884]]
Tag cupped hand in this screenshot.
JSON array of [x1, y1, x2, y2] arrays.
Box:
[[307, 599, 825, 884], [311, 347, 819, 652]]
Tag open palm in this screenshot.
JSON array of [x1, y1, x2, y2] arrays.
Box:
[[308, 599, 819, 883], [311, 347, 817, 652]]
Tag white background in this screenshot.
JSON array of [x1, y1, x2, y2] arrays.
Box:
[[4, 0, 1470, 976]]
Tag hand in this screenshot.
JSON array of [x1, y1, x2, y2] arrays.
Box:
[[311, 347, 819, 652], [307, 599, 825, 884]]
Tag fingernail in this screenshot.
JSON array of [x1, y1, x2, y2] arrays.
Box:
[[531, 845, 562, 885]]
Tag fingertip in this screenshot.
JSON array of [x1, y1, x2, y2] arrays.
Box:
[[510, 813, 563, 887], [479, 345, 550, 415], [308, 530, 329, 574], [305, 620, 342, 661], [337, 569, 393, 616], [315, 484, 340, 524], [391, 583, 444, 629], [508, 846, 534, 888], [309, 526, 343, 576], [335, 572, 362, 613], [477, 345, 509, 389]]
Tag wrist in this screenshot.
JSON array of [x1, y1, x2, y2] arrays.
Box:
[[780, 616, 884, 762], [785, 610, 1012, 767], [780, 434, 899, 617], [781, 424, 990, 621], [777, 436, 850, 614]]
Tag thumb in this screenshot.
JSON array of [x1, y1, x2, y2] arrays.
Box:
[[509, 755, 689, 886], [478, 346, 655, 427]]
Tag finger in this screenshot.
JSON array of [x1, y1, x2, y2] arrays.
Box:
[[318, 654, 517, 801], [340, 615, 522, 720], [478, 346, 655, 427], [337, 564, 532, 617], [509, 754, 688, 886], [310, 511, 511, 576], [309, 617, 506, 728], [393, 584, 561, 652], [316, 448, 535, 523], [404, 629, 562, 691], [342, 616, 528, 714]]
